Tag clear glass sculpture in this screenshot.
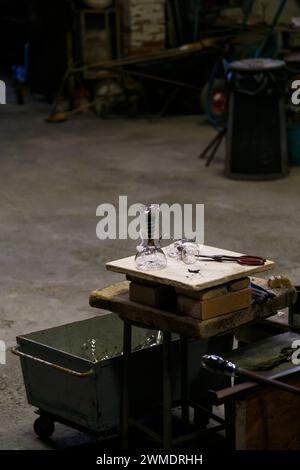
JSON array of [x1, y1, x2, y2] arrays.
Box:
[[166, 238, 201, 265], [135, 204, 167, 271], [181, 242, 201, 265]]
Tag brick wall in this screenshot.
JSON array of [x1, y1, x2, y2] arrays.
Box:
[[122, 0, 166, 56]]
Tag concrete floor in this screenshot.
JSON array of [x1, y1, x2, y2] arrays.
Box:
[[1, 99, 300, 449]]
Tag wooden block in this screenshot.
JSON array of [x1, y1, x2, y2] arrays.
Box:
[[177, 288, 252, 320], [175, 277, 249, 301], [176, 285, 228, 301], [126, 275, 157, 287], [129, 282, 176, 311], [228, 277, 250, 292]]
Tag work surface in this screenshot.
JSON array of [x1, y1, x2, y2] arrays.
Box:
[[212, 332, 300, 403], [227, 332, 300, 378], [90, 278, 296, 338], [106, 245, 274, 292]]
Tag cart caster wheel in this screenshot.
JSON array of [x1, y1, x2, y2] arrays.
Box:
[[34, 417, 55, 439]]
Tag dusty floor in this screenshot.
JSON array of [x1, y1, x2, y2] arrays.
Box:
[[0, 99, 300, 449]]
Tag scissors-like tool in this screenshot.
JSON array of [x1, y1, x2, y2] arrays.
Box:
[[195, 254, 266, 266]]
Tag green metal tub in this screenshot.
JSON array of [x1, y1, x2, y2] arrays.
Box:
[[12, 313, 231, 439]]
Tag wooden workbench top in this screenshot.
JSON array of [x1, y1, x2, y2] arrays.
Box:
[[89, 278, 296, 339], [106, 245, 275, 292]]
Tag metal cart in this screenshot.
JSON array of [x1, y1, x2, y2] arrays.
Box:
[[12, 313, 230, 440]]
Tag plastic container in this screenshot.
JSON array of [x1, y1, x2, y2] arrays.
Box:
[[226, 59, 289, 180]]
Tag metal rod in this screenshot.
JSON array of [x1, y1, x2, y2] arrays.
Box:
[[163, 330, 172, 450], [174, 0, 184, 46], [115, 0, 122, 59], [127, 69, 202, 92], [256, 0, 287, 57], [173, 424, 225, 445], [205, 129, 226, 167], [121, 321, 132, 450], [61, 96, 105, 116], [237, 366, 300, 397], [202, 355, 300, 397], [52, 69, 70, 109], [190, 400, 226, 425], [11, 347, 94, 378], [193, 0, 203, 42], [180, 336, 189, 429], [241, 0, 256, 31], [71, 39, 218, 73], [199, 129, 225, 160], [224, 400, 236, 450], [150, 87, 180, 121], [130, 419, 161, 443]]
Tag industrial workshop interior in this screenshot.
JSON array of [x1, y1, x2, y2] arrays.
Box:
[[1, 0, 300, 465]]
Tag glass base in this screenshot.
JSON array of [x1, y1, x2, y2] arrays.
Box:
[[135, 248, 167, 271]]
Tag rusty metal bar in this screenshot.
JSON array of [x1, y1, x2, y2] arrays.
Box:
[[11, 347, 94, 378]]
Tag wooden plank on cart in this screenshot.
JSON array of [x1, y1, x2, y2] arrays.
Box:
[[89, 279, 296, 339]]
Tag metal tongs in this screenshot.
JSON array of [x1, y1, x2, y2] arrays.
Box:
[[195, 254, 266, 266]]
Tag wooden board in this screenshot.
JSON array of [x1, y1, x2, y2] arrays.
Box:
[[176, 278, 250, 301], [235, 311, 290, 345], [235, 376, 300, 450], [89, 278, 296, 339], [106, 245, 274, 292]]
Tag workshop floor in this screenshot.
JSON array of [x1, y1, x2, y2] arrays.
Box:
[[1, 98, 300, 450]]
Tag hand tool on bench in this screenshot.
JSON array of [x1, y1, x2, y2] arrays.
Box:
[[202, 354, 300, 396], [251, 347, 294, 371], [195, 254, 266, 266]]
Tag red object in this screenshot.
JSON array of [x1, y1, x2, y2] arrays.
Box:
[[211, 88, 227, 116], [196, 255, 266, 266]]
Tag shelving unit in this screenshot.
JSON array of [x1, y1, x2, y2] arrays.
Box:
[[79, 1, 122, 69]]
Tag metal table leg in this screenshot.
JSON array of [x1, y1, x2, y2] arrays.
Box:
[[180, 336, 189, 429], [225, 400, 236, 450], [163, 330, 172, 449], [121, 320, 132, 450]]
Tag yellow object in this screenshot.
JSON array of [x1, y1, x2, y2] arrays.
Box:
[[268, 275, 292, 289], [45, 112, 68, 123]]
